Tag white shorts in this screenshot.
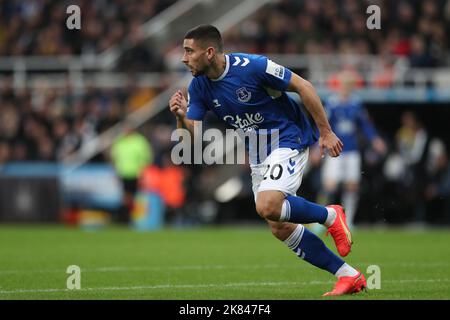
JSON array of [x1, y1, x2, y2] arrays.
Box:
[[322, 151, 361, 184], [250, 148, 309, 202]]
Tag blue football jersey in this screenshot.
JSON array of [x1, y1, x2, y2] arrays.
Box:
[[325, 94, 377, 152], [186, 53, 319, 162]]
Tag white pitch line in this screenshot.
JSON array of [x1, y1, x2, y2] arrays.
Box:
[[1, 261, 449, 275], [0, 264, 288, 275], [0, 281, 326, 295], [0, 279, 449, 295]]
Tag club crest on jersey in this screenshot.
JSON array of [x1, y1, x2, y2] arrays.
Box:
[[236, 87, 251, 103]]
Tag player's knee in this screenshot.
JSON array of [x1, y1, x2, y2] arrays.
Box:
[[256, 197, 282, 221], [267, 221, 297, 241], [271, 225, 284, 240]]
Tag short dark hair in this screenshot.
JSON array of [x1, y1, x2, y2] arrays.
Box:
[[184, 25, 223, 53]]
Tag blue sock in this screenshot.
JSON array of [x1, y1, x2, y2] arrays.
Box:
[[284, 225, 344, 274], [281, 195, 328, 224]]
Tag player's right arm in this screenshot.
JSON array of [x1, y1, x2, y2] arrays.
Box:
[[169, 90, 197, 136], [169, 78, 207, 139]]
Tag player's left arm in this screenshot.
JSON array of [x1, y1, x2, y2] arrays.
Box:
[[287, 73, 343, 157]]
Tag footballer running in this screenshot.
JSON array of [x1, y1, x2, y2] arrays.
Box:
[[169, 25, 366, 296]]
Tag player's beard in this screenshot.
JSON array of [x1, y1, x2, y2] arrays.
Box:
[[190, 59, 209, 77], [191, 66, 206, 77]]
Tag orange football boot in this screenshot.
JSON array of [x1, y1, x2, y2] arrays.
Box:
[[326, 205, 352, 257], [323, 272, 367, 296]]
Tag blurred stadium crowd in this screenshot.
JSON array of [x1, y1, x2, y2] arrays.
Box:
[[0, 0, 175, 57], [0, 0, 449, 226], [225, 0, 449, 68], [0, 77, 160, 162], [1, 0, 449, 64]]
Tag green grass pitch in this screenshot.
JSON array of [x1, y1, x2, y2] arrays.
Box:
[[0, 224, 449, 299]]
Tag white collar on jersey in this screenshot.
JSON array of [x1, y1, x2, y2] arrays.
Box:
[[211, 54, 230, 82]]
